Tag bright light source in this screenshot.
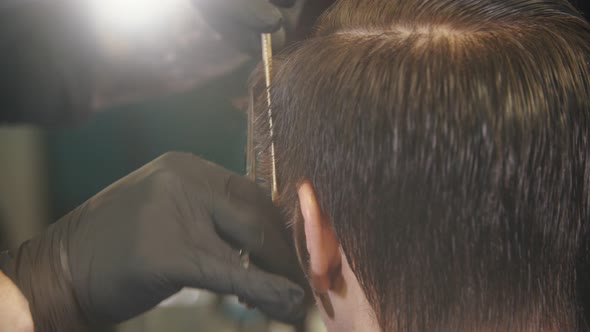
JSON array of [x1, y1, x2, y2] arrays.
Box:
[[90, 0, 179, 33]]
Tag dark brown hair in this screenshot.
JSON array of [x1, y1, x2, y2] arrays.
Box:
[[253, 0, 590, 330]]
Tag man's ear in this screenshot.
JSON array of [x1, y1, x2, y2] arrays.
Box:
[[297, 180, 341, 293]]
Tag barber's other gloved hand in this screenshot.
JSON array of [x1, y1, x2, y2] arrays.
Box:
[[193, 0, 300, 54], [1, 152, 304, 331]]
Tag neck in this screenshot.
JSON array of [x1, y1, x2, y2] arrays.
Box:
[[316, 250, 380, 332]]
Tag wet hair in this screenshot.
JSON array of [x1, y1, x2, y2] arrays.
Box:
[[253, 0, 590, 330]]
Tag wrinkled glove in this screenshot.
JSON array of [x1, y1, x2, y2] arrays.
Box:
[[0, 152, 304, 331], [193, 0, 303, 54]]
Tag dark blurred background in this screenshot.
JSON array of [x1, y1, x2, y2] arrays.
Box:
[[46, 63, 250, 222]]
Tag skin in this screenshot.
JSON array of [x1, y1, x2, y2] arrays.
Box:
[[0, 271, 33, 332], [297, 181, 380, 332]]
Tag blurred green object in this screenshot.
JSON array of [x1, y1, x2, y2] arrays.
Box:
[[45, 65, 251, 220]]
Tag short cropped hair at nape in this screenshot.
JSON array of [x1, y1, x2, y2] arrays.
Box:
[[253, 0, 590, 330]]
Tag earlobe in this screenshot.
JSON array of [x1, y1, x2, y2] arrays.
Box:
[[297, 181, 341, 294]]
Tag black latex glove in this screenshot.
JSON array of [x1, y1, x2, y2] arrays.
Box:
[[194, 0, 300, 54], [1, 152, 304, 331]]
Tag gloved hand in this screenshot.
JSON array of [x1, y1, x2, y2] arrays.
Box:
[[193, 0, 302, 54], [0, 152, 305, 331]]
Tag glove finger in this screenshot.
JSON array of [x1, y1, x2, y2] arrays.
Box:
[[213, 173, 303, 284], [177, 250, 305, 322], [159, 153, 303, 285], [270, 0, 297, 8], [200, 15, 286, 55], [241, 26, 286, 55], [213, 174, 267, 250], [198, 0, 283, 33], [224, 256, 305, 322], [213, 20, 265, 55]]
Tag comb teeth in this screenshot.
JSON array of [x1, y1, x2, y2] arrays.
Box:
[[261, 33, 279, 203], [246, 88, 256, 181]]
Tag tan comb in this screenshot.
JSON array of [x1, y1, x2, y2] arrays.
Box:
[[261, 33, 279, 203]]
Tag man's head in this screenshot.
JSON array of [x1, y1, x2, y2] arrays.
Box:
[[253, 0, 590, 330]]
